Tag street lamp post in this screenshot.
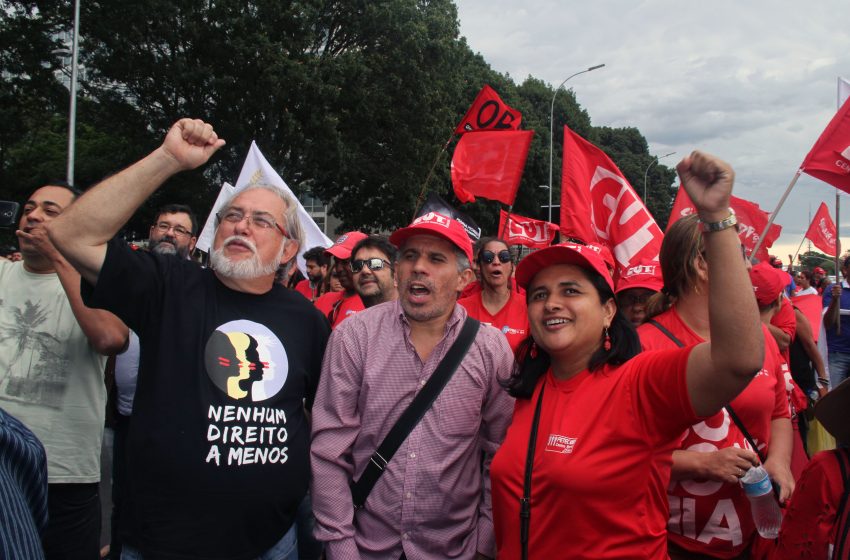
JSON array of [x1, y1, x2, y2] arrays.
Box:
[[642, 151, 676, 204], [548, 64, 605, 223], [66, 0, 81, 185]]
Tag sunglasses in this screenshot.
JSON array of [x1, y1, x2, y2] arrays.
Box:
[[350, 258, 391, 273], [480, 249, 512, 265]]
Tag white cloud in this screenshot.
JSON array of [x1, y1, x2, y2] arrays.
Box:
[[457, 0, 850, 257]]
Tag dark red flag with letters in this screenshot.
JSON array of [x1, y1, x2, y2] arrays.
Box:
[[800, 96, 850, 193], [451, 130, 533, 205], [804, 202, 838, 256], [560, 126, 664, 277], [498, 210, 558, 248], [454, 85, 523, 135]]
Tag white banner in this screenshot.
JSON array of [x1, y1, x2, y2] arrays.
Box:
[[196, 142, 332, 274]]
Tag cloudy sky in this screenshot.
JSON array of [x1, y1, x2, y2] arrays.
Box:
[[457, 0, 850, 262]]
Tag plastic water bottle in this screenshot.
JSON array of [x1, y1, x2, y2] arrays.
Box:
[[740, 465, 782, 539]]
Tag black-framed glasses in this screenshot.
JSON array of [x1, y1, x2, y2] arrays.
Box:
[[216, 208, 287, 237], [480, 249, 512, 265], [154, 222, 193, 238], [350, 258, 391, 273]]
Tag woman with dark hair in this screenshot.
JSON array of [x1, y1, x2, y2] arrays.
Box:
[[459, 237, 529, 352], [638, 214, 794, 559], [491, 152, 766, 559]]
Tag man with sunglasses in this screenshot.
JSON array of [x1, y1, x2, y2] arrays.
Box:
[[459, 237, 529, 352], [47, 119, 330, 560], [349, 235, 398, 308], [147, 203, 198, 260]]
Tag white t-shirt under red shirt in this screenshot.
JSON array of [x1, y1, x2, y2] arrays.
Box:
[[638, 308, 790, 558], [491, 347, 698, 559]]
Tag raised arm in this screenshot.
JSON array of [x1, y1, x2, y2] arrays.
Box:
[[47, 119, 225, 285], [18, 219, 128, 355], [679, 152, 765, 417]]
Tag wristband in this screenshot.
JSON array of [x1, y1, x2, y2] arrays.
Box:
[[699, 210, 737, 233]]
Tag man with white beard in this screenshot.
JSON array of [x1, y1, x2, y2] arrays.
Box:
[[48, 118, 331, 560], [147, 203, 198, 259]]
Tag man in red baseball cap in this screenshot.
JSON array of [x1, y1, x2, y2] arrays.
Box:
[[310, 212, 514, 559], [314, 231, 367, 327]]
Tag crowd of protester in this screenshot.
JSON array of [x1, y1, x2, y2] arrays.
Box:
[[1, 118, 848, 560]]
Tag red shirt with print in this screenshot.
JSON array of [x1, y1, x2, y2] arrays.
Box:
[[458, 290, 529, 352], [638, 309, 790, 558], [491, 347, 698, 559]]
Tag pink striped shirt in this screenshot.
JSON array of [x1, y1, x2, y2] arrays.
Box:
[[310, 301, 514, 559]]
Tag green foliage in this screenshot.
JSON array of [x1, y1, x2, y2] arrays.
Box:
[[1, 0, 677, 241], [799, 251, 837, 275]]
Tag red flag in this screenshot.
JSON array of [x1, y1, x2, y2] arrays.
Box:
[[454, 85, 523, 135], [805, 202, 838, 256], [800, 96, 850, 193], [451, 130, 533, 205], [667, 189, 782, 262], [498, 210, 558, 248], [791, 293, 824, 343], [560, 126, 664, 276]]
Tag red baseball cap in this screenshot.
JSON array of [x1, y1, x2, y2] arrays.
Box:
[[325, 231, 368, 260], [749, 262, 786, 307], [390, 212, 474, 264], [516, 243, 614, 292], [585, 242, 616, 273], [814, 266, 826, 275], [614, 261, 663, 295]]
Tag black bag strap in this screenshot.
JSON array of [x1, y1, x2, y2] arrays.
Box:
[[520, 379, 546, 560], [835, 447, 850, 559], [350, 316, 480, 509], [647, 319, 767, 463]]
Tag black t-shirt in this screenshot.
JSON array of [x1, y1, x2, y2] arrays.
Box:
[[83, 240, 330, 560]]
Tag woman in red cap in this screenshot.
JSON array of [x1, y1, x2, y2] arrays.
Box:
[[638, 217, 794, 559], [491, 152, 765, 559]]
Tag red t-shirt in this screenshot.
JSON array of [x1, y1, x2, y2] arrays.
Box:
[[774, 449, 849, 559], [313, 291, 364, 328], [491, 347, 698, 559], [294, 279, 314, 301], [770, 298, 796, 363], [458, 290, 529, 352], [638, 309, 790, 558]]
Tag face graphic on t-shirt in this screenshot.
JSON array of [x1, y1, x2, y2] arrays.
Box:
[[204, 320, 289, 402]]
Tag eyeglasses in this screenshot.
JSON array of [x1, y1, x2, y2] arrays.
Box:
[[154, 222, 192, 238], [350, 258, 391, 273], [480, 249, 512, 265], [216, 208, 287, 237]]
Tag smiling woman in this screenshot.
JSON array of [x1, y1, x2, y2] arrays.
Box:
[[490, 151, 766, 559]]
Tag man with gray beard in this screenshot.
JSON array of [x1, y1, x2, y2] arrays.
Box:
[[48, 118, 330, 560], [147, 204, 198, 259]]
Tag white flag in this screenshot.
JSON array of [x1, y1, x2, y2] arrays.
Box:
[[196, 142, 332, 274], [840, 76, 850, 109]]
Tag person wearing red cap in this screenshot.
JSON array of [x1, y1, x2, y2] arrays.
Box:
[[615, 260, 663, 326], [314, 231, 367, 327], [311, 212, 514, 559], [813, 266, 828, 295], [773, 377, 850, 559], [638, 216, 793, 559], [491, 152, 766, 559], [459, 237, 529, 352]]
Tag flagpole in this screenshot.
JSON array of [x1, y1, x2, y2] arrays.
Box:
[[790, 236, 807, 269], [836, 191, 842, 335], [500, 205, 514, 239], [412, 132, 455, 221], [749, 170, 802, 262]]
